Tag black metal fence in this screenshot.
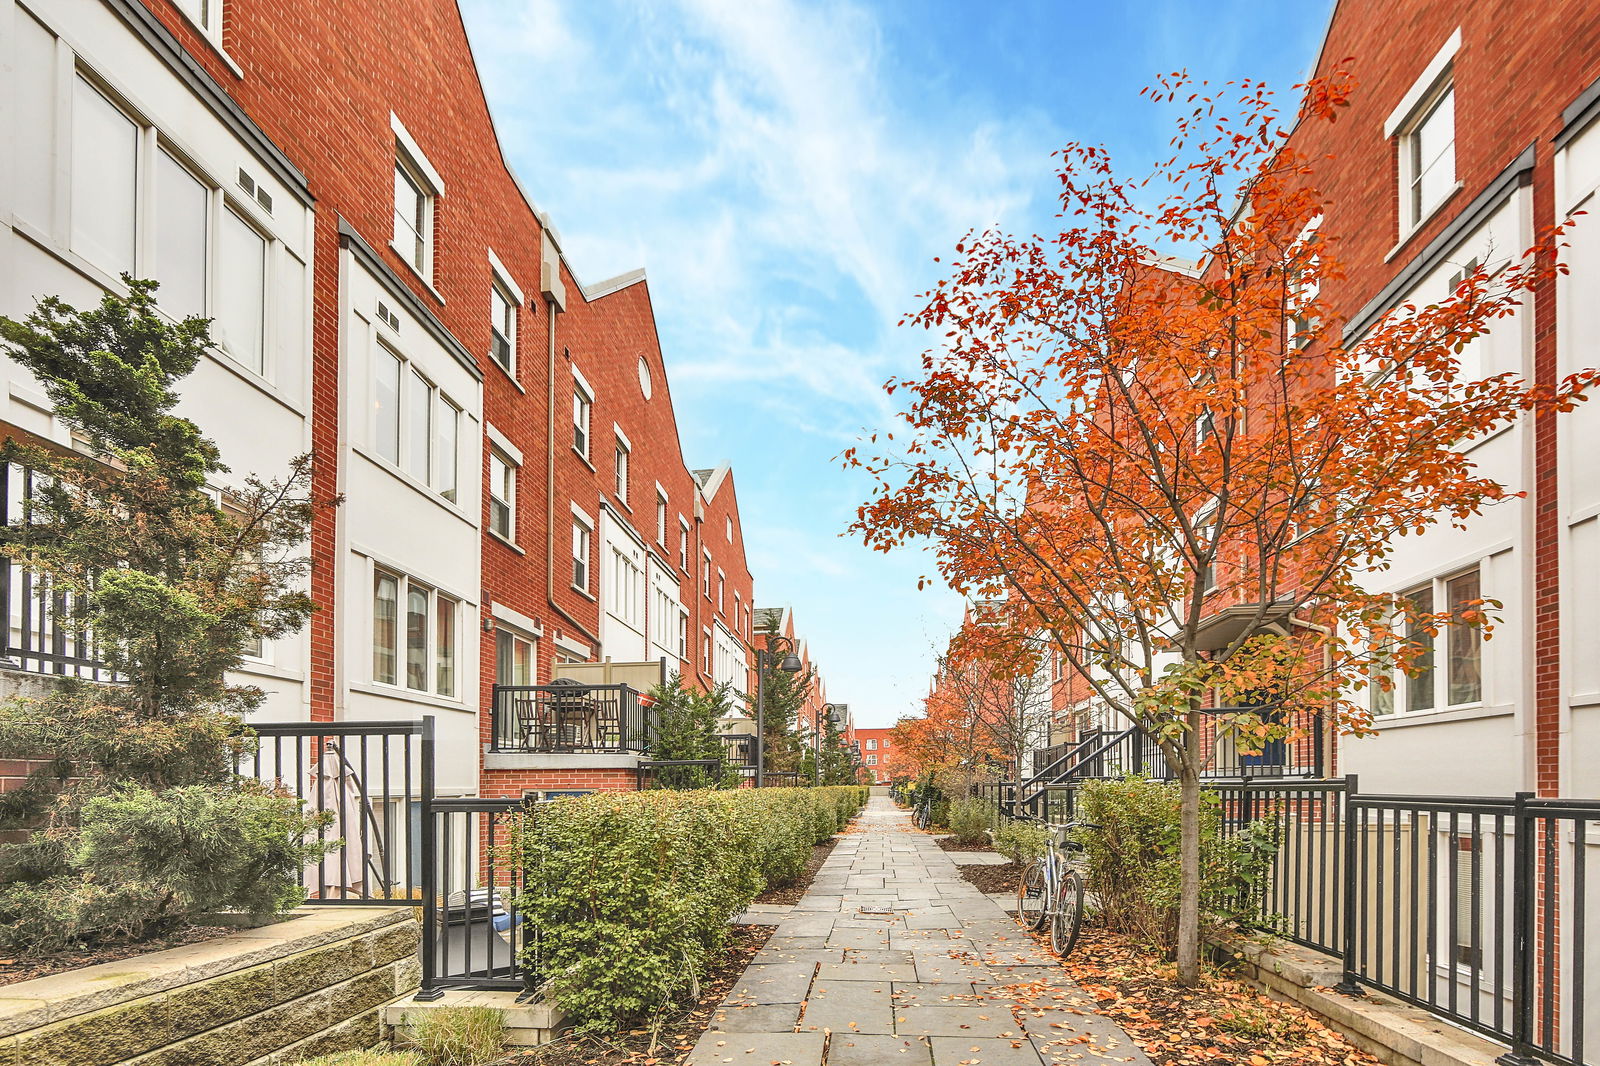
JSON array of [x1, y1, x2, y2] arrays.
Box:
[[979, 773, 1600, 1065], [0, 463, 118, 682], [489, 681, 653, 753]]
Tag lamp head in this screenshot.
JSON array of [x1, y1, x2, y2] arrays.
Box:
[[780, 653, 803, 674]]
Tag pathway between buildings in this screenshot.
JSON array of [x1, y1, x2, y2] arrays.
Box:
[[688, 796, 1152, 1066]]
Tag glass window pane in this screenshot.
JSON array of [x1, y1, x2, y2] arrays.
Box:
[[573, 392, 589, 455], [218, 207, 266, 371], [404, 370, 431, 482], [435, 596, 455, 696], [71, 77, 138, 275], [435, 399, 458, 501], [489, 453, 512, 537], [1406, 587, 1435, 713], [496, 631, 533, 687], [1412, 88, 1454, 218], [154, 151, 208, 320], [375, 347, 401, 463], [490, 285, 514, 368], [373, 572, 398, 684], [394, 164, 425, 269], [1447, 569, 1482, 705], [405, 586, 428, 690]]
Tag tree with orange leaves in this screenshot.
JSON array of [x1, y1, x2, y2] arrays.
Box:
[[847, 70, 1595, 983]]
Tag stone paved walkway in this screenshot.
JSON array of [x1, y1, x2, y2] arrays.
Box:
[[687, 797, 1153, 1066]]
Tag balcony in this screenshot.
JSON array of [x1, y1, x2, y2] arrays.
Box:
[[490, 680, 653, 754]]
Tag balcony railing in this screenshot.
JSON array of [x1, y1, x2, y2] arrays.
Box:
[[490, 681, 653, 754], [719, 733, 757, 771]]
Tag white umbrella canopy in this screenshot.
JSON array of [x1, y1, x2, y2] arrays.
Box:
[[303, 748, 382, 898]]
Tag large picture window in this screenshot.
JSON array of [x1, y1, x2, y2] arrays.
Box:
[[372, 344, 461, 504], [1372, 565, 1484, 717], [372, 567, 458, 698]]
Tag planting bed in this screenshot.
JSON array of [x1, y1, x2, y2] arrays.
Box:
[[0, 924, 235, 988]]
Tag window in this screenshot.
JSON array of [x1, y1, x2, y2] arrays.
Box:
[[866, 754, 877, 766], [154, 150, 209, 321], [572, 517, 591, 592], [573, 377, 592, 459], [373, 569, 457, 697], [702, 629, 712, 674], [173, 0, 220, 35], [489, 280, 517, 373], [677, 610, 689, 660], [614, 438, 630, 506], [496, 629, 534, 686], [702, 551, 712, 598], [71, 76, 138, 275], [393, 157, 431, 275], [217, 206, 266, 372], [717, 570, 725, 613], [1401, 84, 1455, 231], [656, 492, 668, 546], [1452, 834, 1483, 967], [375, 347, 402, 465], [372, 345, 460, 502], [866, 738, 877, 750], [489, 450, 515, 540], [1375, 566, 1483, 716], [679, 519, 690, 571], [726, 516, 733, 542]]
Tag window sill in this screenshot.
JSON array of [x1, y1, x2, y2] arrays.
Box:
[[488, 529, 525, 555], [571, 585, 596, 602], [388, 241, 446, 304], [1367, 701, 1511, 730], [488, 357, 524, 393], [350, 444, 474, 526], [350, 680, 470, 712], [571, 448, 595, 472], [1385, 182, 1466, 263], [234, 659, 302, 683], [169, 6, 245, 79]]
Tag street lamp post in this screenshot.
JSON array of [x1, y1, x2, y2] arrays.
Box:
[[754, 634, 803, 787]]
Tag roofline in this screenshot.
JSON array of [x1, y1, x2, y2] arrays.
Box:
[[583, 268, 648, 300]]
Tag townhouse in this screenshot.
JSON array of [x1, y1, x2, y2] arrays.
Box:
[[0, 0, 762, 801], [753, 604, 857, 779]]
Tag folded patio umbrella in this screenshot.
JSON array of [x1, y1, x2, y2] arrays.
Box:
[[303, 749, 380, 898]]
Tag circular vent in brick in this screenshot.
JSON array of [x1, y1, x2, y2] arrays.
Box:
[[638, 356, 653, 399]]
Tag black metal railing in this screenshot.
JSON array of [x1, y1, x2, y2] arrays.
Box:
[[0, 464, 117, 682], [720, 733, 757, 770], [490, 681, 653, 754], [978, 773, 1600, 1066], [422, 796, 529, 998]]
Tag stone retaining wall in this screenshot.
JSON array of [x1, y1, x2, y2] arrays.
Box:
[[0, 907, 420, 1066]]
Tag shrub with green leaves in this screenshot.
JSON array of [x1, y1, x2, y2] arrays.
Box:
[[1074, 776, 1278, 954], [991, 820, 1047, 865], [0, 280, 328, 956], [514, 785, 865, 1032], [946, 796, 991, 845]]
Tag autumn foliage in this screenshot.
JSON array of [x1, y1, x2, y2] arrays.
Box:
[[848, 69, 1596, 981]]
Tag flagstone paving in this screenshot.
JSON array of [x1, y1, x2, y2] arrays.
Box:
[[686, 796, 1152, 1066]]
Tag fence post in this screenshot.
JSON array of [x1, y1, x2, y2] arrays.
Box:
[[415, 716, 443, 1001], [1496, 792, 1540, 1066], [1334, 773, 1363, 995], [517, 794, 540, 1002]]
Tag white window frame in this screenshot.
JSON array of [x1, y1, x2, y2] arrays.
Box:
[[487, 252, 522, 377], [1385, 31, 1461, 238], [613, 428, 631, 508], [655, 487, 669, 546], [703, 550, 712, 598], [678, 517, 690, 572], [1371, 564, 1484, 719], [390, 115, 443, 283], [572, 368, 593, 462], [371, 341, 462, 506], [571, 507, 594, 595], [371, 565, 459, 699], [488, 447, 516, 542], [717, 569, 725, 613]]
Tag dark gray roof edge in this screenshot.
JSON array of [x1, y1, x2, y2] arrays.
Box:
[[1342, 143, 1536, 344], [337, 219, 482, 380], [103, 0, 311, 206], [1557, 74, 1600, 152]]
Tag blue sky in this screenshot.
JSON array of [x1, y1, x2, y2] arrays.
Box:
[[459, 0, 1332, 727]]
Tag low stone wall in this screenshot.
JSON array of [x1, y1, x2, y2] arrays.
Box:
[[1220, 934, 1506, 1066], [0, 907, 420, 1066]]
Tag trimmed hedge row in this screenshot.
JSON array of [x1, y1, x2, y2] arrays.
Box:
[[513, 785, 866, 1031]]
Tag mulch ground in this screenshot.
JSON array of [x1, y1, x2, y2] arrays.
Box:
[[0, 925, 236, 988], [1057, 926, 1383, 1066], [946, 837, 1023, 897], [752, 836, 838, 906], [500, 924, 774, 1066]]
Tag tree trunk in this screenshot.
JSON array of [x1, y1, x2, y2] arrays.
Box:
[[1175, 717, 1203, 986]]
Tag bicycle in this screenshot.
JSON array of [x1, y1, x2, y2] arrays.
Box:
[[913, 793, 934, 829], [1015, 820, 1098, 957]]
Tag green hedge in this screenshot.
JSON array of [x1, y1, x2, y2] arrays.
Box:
[[513, 785, 866, 1031]]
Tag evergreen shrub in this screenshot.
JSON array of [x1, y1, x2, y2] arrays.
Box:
[[514, 785, 866, 1031]]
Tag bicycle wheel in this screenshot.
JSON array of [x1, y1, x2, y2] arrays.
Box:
[[1017, 860, 1048, 930], [1050, 868, 1085, 957]]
